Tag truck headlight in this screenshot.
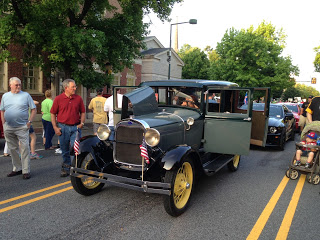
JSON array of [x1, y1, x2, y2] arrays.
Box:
[[97, 124, 111, 140], [145, 128, 160, 147], [269, 127, 277, 134]]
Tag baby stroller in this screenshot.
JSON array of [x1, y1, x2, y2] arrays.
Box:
[[286, 121, 320, 185]]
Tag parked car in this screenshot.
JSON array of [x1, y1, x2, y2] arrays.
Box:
[[70, 80, 270, 216], [280, 103, 301, 132]]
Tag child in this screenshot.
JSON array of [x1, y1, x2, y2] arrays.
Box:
[[295, 132, 318, 168]]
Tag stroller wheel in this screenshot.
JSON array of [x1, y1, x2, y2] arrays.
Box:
[[285, 169, 290, 178], [289, 169, 299, 180], [312, 175, 320, 185], [307, 173, 313, 183]]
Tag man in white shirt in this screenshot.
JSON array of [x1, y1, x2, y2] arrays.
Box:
[[104, 93, 123, 140]]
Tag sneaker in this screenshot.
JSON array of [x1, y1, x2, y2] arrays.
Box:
[[294, 160, 301, 166], [30, 153, 44, 159], [55, 148, 62, 154], [305, 162, 311, 168]]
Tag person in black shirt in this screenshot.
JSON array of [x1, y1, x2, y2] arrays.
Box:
[[299, 96, 313, 132], [306, 96, 320, 122]]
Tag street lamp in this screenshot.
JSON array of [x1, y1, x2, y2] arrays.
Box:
[[168, 19, 197, 80]]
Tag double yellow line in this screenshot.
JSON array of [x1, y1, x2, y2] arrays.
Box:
[[247, 175, 306, 240], [0, 181, 72, 213]]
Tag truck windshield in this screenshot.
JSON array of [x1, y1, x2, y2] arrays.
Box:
[[152, 86, 202, 110]]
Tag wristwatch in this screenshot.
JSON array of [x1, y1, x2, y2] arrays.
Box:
[[28, 120, 32, 123], [81, 122, 84, 126]]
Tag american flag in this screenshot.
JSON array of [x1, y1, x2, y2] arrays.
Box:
[[74, 129, 81, 155], [140, 139, 149, 164], [244, 92, 248, 104]]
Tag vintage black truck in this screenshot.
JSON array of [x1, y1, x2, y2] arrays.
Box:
[[70, 80, 270, 216]]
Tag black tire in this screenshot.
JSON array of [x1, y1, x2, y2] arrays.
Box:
[[163, 157, 195, 217], [279, 130, 286, 151], [71, 152, 105, 196], [227, 155, 240, 172]]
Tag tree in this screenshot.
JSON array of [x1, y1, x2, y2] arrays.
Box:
[[295, 84, 319, 99], [314, 46, 320, 72], [209, 22, 299, 96], [178, 44, 210, 79], [0, 0, 181, 89], [282, 84, 319, 101], [204, 46, 219, 62]]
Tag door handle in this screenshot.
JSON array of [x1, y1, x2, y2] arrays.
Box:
[[243, 117, 252, 121]]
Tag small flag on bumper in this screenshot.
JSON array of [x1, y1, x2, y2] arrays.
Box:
[[74, 128, 81, 155], [140, 139, 149, 164]]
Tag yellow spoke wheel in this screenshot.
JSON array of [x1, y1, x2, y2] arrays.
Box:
[[227, 155, 240, 172], [164, 157, 194, 217], [71, 152, 105, 196]]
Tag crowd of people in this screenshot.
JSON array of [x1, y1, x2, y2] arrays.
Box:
[[1, 77, 113, 180]]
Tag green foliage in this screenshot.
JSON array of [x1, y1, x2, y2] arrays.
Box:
[[0, 0, 181, 88], [204, 46, 219, 62], [295, 84, 320, 99], [314, 46, 320, 72], [209, 22, 299, 95], [282, 84, 319, 101], [178, 44, 210, 79]]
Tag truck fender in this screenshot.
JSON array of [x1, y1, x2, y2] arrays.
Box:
[[74, 135, 112, 170], [161, 145, 200, 171]]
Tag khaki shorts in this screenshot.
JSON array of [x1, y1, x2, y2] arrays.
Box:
[[298, 115, 309, 127]]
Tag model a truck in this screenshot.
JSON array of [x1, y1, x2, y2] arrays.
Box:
[[70, 80, 270, 216]]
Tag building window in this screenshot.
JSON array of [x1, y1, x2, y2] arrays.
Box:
[[23, 64, 38, 90], [112, 73, 121, 86], [126, 69, 136, 86]]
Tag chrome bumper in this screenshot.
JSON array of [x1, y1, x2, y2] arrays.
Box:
[[70, 167, 171, 195]]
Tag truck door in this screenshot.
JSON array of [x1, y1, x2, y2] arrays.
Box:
[[203, 88, 253, 155], [250, 88, 270, 147]]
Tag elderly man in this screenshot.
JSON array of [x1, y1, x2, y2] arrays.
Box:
[[0, 77, 36, 180], [51, 79, 85, 177]]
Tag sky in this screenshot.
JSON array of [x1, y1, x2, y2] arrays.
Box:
[[143, 0, 320, 86]]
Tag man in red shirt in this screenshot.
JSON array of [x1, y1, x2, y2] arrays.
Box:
[[51, 79, 85, 177]]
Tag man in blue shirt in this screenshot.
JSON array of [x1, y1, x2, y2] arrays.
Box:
[[0, 77, 36, 179]]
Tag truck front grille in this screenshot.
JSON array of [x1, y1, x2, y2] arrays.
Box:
[[115, 121, 145, 166]]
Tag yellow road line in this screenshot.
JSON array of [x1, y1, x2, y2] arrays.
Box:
[[0, 181, 71, 205], [0, 186, 73, 213], [275, 174, 306, 240], [247, 176, 290, 240]]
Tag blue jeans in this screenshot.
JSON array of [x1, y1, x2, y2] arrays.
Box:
[[109, 126, 115, 141], [58, 123, 81, 169], [42, 119, 55, 149]]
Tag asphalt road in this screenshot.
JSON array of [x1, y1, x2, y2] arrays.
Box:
[[0, 131, 319, 240]]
